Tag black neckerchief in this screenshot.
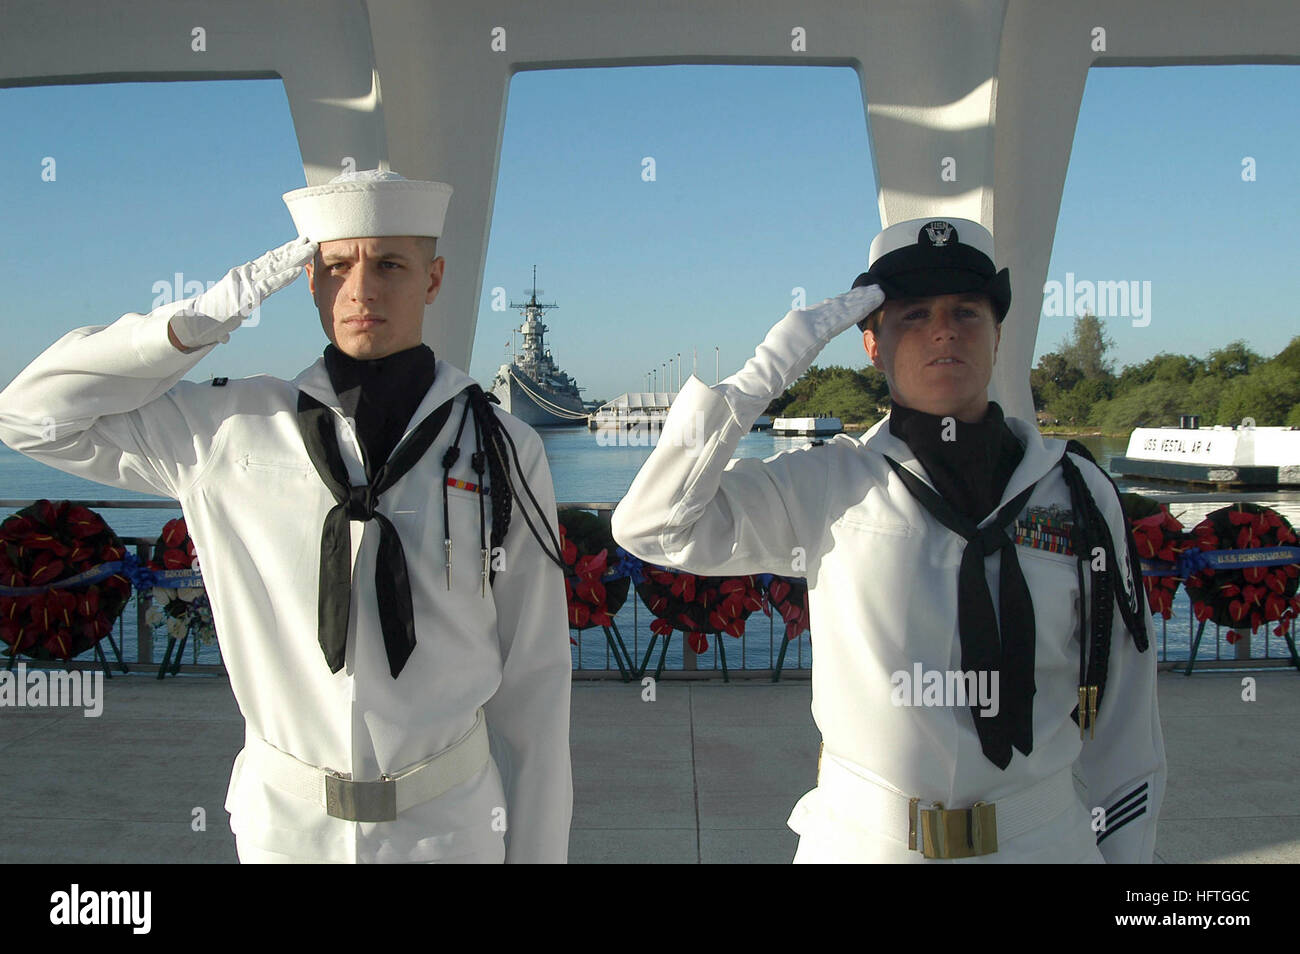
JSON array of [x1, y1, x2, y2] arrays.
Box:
[[888, 400, 1024, 522], [885, 399, 1033, 769], [323, 343, 439, 480], [302, 341, 446, 678]]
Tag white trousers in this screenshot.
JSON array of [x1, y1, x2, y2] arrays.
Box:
[[235, 835, 505, 864]]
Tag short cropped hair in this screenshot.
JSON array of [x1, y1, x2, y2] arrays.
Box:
[[857, 306, 884, 334], [415, 236, 438, 264]]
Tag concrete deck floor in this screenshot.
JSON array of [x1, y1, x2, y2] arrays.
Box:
[[0, 670, 1296, 863]]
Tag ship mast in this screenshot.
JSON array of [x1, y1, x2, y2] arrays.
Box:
[[509, 265, 559, 365]]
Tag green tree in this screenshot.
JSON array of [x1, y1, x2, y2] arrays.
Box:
[[857, 365, 891, 405], [1118, 352, 1203, 389], [767, 365, 890, 425], [1204, 340, 1262, 380], [1216, 363, 1300, 426], [1092, 380, 1199, 432], [1031, 352, 1082, 410], [1271, 335, 1300, 373], [1185, 376, 1225, 423], [1056, 313, 1116, 378], [1046, 377, 1110, 427]]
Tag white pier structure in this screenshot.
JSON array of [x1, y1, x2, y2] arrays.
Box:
[[772, 417, 844, 437], [588, 392, 677, 430]]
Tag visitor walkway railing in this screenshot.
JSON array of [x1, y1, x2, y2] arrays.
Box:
[[2, 496, 1296, 679]]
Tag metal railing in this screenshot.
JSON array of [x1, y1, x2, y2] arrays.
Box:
[[2, 496, 1297, 679], [557, 503, 810, 680]]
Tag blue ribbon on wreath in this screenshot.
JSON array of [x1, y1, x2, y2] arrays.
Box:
[[0, 557, 131, 597], [1176, 545, 1300, 579], [608, 547, 647, 585], [1139, 559, 1181, 578], [120, 550, 156, 592], [0, 549, 206, 598], [121, 551, 204, 592]]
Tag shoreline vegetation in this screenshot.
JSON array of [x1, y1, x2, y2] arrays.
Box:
[[838, 423, 1121, 437], [766, 315, 1300, 439]]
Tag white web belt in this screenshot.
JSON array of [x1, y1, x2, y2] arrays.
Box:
[[243, 707, 490, 823], [817, 749, 1077, 858]]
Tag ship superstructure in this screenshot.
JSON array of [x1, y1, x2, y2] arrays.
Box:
[[490, 269, 588, 427]]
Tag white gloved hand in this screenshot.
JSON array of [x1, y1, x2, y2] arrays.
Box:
[[718, 283, 885, 419], [168, 236, 318, 349]]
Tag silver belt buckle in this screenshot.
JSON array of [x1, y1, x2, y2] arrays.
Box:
[[324, 771, 398, 822]]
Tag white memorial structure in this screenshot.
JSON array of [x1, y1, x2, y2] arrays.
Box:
[[3, 0, 1297, 419]]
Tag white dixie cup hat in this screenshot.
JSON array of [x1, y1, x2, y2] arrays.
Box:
[[282, 168, 453, 241]]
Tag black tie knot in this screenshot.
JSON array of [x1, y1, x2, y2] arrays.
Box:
[[346, 484, 376, 521], [974, 522, 1012, 556], [298, 388, 457, 679]]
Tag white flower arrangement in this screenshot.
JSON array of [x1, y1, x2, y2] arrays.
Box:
[[145, 585, 218, 662]]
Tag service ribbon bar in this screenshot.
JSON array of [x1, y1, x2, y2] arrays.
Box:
[[1012, 519, 1074, 555]]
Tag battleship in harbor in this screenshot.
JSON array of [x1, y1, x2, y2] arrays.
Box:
[[490, 270, 589, 427]]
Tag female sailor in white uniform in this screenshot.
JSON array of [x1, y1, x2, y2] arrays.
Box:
[[612, 217, 1165, 863]]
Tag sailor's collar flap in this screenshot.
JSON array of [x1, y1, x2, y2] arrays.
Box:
[[860, 411, 1069, 523], [291, 356, 477, 438]]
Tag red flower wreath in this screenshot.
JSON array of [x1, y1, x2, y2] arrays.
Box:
[[1184, 503, 1300, 638], [1120, 493, 1190, 620], [0, 500, 132, 661], [765, 575, 810, 640], [635, 568, 765, 654], [558, 510, 630, 633], [150, 517, 199, 571]]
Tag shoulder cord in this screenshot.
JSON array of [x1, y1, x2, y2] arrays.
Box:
[[1064, 440, 1150, 649], [469, 396, 490, 594], [1058, 441, 1151, 737], [440, 398, 475, 590], [463, 384, 568, 578]]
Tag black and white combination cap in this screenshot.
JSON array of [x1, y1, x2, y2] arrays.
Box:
[[853, 216, 1011, 329]]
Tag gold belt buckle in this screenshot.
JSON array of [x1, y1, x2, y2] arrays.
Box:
[[908, 798, 998, 858]]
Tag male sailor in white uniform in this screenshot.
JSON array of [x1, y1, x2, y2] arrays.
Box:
[[0, 170, 573, 863], [612, 217, 1165, 863]]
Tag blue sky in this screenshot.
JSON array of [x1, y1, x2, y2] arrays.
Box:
[[0, 64, 1296, 402]]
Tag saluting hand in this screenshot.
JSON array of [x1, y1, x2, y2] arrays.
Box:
[[799, 282, 886, 338], [168, 236, 318, 351]]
